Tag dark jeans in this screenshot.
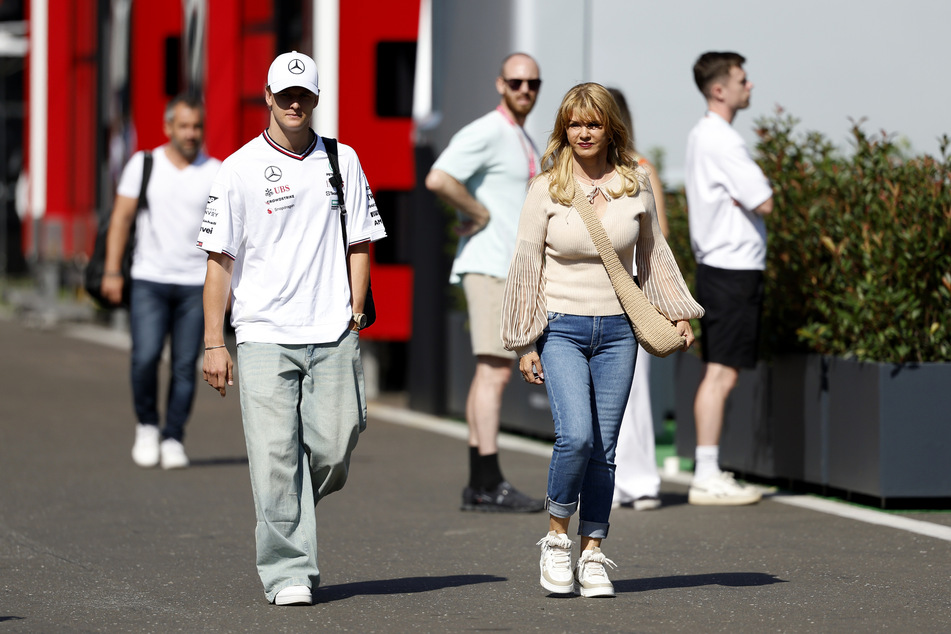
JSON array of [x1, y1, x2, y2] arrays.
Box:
[[130, 279, 204, 441]]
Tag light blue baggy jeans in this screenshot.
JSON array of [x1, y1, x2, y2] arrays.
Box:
[[537, 312, 637, 540], [236, 331, 366, 602]]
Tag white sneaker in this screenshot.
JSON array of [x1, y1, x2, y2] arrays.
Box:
[[536, 531, 574, 594], [131, 424, 160, 468], [274, 585, 312, 606], [612, 495, 661, 511], [633, 496, 661, 511], [574, 547, 617, 598], [688, 471, 762, 506], [159, 438, 190, 470]]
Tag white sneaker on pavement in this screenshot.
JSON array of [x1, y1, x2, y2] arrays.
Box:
[[536, 531, 574, 594], [159, 438, 190, 470], [131, 424, 160, 468], [274, 585, 312, 606], [574, 547, 617, 598], [612, 495, 662, 511], [633, 496, 661, 511], [688, 471, 762, 506]]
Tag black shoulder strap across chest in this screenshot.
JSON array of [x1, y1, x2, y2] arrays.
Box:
[[136, 151, 153, 212], [321, 137, 348, 249]]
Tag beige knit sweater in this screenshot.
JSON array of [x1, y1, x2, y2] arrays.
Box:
[[500, 171, 704, 357]]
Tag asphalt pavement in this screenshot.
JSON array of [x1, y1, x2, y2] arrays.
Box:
[[1, 314, 949, 633]]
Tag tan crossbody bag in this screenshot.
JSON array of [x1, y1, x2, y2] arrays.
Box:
[[571, 182, 686, 358]]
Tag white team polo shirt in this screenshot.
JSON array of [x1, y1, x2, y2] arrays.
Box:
[[685, 112, 773, 271], [197, 131, 386, 345], [117, 147, 220, 285]]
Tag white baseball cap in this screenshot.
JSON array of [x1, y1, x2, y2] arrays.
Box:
[[267, 51, 319, 96]]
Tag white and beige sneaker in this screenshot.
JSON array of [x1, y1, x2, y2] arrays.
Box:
[[574, 547, 617, 598], [536, 531, 574, 594], [688, 471, 762, 506]]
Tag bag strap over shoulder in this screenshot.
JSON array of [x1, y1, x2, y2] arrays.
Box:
[[322, 135, 377, 329], [136, 151, 153, 212], [571, 181, 685, 357], [321, 137, 349, 250]]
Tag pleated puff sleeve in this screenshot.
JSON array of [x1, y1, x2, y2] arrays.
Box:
[[500, 177, 551, 357]]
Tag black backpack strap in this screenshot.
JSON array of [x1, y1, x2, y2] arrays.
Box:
[[136, 151, 153, 212], [322, 137, 349, 251], [322, 136, 376, 328]]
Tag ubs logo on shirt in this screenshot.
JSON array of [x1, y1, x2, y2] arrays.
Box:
[[265, 186, 292, 198]]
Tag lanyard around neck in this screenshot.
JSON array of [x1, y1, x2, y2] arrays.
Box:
[[496, 105, 538, 179]]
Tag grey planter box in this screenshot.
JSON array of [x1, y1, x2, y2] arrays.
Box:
[[826, 358, 951, 499], [674, 353, 775, 477], [447, 312, 554, 439], [674, 353, 827, 484]]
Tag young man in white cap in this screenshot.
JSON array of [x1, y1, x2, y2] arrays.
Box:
[[199, 51, 386, 606]]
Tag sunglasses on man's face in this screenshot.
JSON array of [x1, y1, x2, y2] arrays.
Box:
[[503, 78, 542, 92]]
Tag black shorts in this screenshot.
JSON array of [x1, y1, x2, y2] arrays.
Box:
[[695, 263, 764, 369]]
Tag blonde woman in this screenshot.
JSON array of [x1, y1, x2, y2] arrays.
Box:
[[501, 83, 702, 597]]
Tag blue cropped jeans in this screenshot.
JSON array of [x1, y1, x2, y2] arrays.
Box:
[[129, 279, 204, 441], [537, 312, 637, 540], [236, 331, 366, 602]]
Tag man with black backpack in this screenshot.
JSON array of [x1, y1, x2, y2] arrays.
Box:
[[102, 93, 220, 471], [198, 51, 386, 607]]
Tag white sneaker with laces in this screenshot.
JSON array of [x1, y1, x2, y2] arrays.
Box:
[[574, 547, 617, 598], [633, 496, 661, 511], [274, 585, 312, 606], [688, 471, 762, 506], [160, 438, 190, 470], [131, 424, 160, 468], [536, 531, 574, 594]]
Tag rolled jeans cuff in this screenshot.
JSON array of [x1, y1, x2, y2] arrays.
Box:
[[578, 520, 609, 540], [546, 495, 578, 518]]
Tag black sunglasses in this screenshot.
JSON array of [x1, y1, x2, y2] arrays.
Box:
[[503, 77, 542, 92]]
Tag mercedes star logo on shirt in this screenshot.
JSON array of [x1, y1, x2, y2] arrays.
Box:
[[287, 58, 305, 75], [265, 166, 283, 182]]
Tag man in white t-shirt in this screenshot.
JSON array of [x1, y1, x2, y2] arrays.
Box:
[[685, 51, 773, 506], [103, 93, 221, 471], [425, 53, 544, 513], [199, 51, 386, 607]]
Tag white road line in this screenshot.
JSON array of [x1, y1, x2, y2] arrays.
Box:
[[369, 402, 951, 544], [368, 402, 553, 458], [770, 494, 951, 542]]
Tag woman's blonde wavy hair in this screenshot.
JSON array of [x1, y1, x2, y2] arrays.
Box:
[[539, 82, 644, 205]]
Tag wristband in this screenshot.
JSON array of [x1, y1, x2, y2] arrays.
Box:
[[204, 345, 226, 351]]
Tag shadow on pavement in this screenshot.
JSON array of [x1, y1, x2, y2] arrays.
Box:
[[188, 456, 249, 467], [616, 572, 786, 593], [317, 574, 507, 602]]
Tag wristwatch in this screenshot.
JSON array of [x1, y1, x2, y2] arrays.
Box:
[[352, 313, 368, 330]]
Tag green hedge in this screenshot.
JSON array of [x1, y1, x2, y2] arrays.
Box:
[[664, 110, 951, 363]]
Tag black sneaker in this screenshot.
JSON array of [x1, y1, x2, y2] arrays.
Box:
[[460, 481, 545, 513]]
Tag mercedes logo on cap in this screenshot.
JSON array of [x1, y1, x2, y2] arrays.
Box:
[[287, 58, 305, 75], [265, 166, 282, 182]]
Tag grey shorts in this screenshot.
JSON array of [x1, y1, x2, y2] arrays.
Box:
[[461, 273, 517, 359]]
